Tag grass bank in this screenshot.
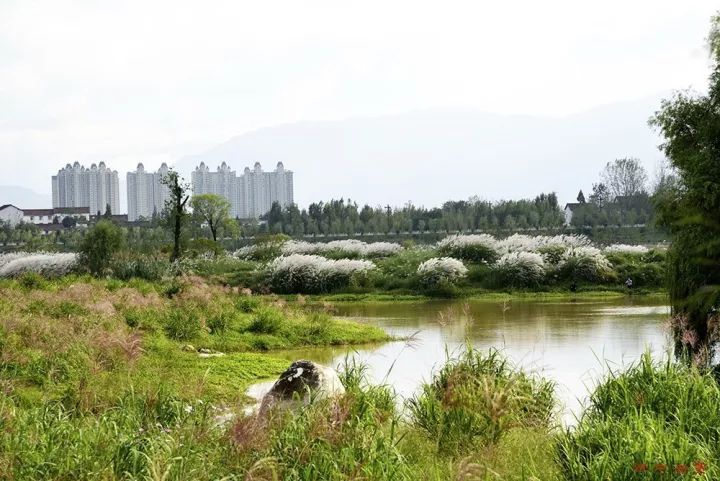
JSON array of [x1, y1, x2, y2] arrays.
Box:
[[3, 328, 717, 480], [0, 274, 389, 408]]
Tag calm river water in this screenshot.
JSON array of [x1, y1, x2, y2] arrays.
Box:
[[249, 296, 670, 422]]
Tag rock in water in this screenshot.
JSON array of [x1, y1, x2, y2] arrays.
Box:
[[261, 360, 345, 410]]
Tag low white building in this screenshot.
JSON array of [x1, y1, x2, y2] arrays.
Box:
[[0, 204, 23, 226], [0, 205, 90, 227]]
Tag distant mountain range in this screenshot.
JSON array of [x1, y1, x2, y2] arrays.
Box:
[[0, 185, 51, 209], [175, 94, 669, 208], [1, 94, 670, 213]]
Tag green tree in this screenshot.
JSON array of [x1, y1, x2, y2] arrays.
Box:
[[162, 170, 190, 262], [589, 182, 610, 207], [79, 220, 123, 276], [191, 193, 234, 242], [600, 158, 648, 199], [650, 12, 720, 364]]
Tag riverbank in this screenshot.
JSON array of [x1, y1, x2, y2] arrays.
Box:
[[0, 275, 390, 408], [287, 287, 668, 304]]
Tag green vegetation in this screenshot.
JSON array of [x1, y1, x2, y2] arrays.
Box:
[[5, 298, 715, 481], [559, 353, 720, 479], [650, 14, 720, 365], [79, 220, 124, 276]]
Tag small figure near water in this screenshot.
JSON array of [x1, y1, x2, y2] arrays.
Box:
[[625, 277, 633, 290]]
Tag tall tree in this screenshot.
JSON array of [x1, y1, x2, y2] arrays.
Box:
[[650, 12, 720, 365], [191, 193, 233, 242], [589, 182, 610, 207], [161, 170, 190, 262], [576, 190, 586, 203], [600, 158, 648, 200]]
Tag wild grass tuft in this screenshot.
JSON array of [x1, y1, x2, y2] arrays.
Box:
[[408, 346, 555, 455]]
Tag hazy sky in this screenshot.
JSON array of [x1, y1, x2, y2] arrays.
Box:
[[1, 0, 718, 204]]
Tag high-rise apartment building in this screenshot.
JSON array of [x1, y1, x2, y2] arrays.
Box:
[[191, 161, 294, 218], [51, 162, 120, 215], [127, 163, 171, 221]]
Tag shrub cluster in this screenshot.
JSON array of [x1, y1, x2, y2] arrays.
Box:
[[282, 239, 403, 258], [0, 252, 78, 278], [436, 234, 499, 263], [267, 254, 376, 293], [416, 257, 468, 288], [555, 246, 614, 283], [491, 252, 546, 288], [603, 243, 650, 255]]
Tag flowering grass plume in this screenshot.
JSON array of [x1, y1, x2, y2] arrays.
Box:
[[492, 251, 546, 287], [281, 239, 403, 258], [267, 254, 376, 293], [556, 246, 613, 282], [0, 252, 78, 278], [436, 234, 499, 263], [603, 244, 650, 255], [496, 234, 591, 254], [417, 257, 468, 287]]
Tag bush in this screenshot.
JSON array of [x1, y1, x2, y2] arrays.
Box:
[[110, 256, 169, 281], [164, 308, 202, 341], [603, 244, 650, 255], [437, 234, 499, 263], [605, 251, 666, 288], [247, 307, 284, 334], [267, 254, 375, 294], [497, 234, 591, 254], [416, 257, 468, 288], [18, 271, 46, 290], [281, 239, 403, 258], [490, 252, 546, 288], [79, 220, 124, 276], [306, 311, 333, 338], [0, 252, 78, 278], [207, 312, 231, 334], [408, 347, 554, 455], [558, 354, 720, 479], [556, 246, 613, 283], [235, 295, 260, 313]]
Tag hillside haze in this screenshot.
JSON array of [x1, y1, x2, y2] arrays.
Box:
[[0, 186, 51, 209], [175, 95, 667, 208]]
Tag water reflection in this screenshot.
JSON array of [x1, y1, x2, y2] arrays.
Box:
[[252, 297, 670, 423]]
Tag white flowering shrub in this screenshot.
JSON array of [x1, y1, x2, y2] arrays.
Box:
[[437, 234, 499, 263], [267, 254, 376, 293], [356, 241, 404, 257], [280, 240, 320, 255], [0, 252, 78, 278], [417, 257, 468, 288], [603, 244, 650, 255], [496, 234, 591, 254], [556, 246, 613, 282], [491, 252, 546, 287], [495, 234, 540, 254], [234, 238, 285, 261], [281, 239, 403, 258], [0, 252, 30, 270]]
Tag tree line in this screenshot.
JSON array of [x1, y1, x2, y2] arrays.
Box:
[[260, 193, 565, 236]]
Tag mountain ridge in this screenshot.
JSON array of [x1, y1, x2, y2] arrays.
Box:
[[174, 94, 668, 208]]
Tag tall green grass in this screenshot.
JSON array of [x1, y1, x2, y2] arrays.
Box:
[[559, 353, 720, 480]]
